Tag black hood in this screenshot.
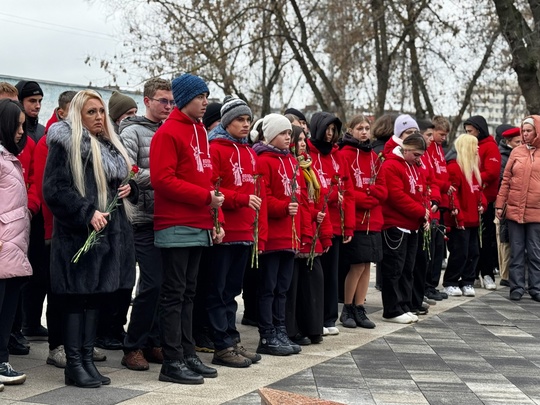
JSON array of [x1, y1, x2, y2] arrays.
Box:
[[309, 112, 342, 155], [463, 115, 490, 141]]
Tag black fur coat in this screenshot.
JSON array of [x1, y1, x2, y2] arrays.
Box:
[[43, 121, 137, 294]]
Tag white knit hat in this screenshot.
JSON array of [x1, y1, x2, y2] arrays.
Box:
[[394, 114, 419, 138], [262, 114, 292, 144]]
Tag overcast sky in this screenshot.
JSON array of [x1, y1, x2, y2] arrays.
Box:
[[0, 0, 133, 89]]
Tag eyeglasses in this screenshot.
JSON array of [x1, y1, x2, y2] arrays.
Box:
[[151, 98, 175, 107]]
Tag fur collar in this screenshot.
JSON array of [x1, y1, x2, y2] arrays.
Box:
[[47, 121, 128, 182]]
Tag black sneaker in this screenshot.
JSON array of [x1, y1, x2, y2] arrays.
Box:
[[194, 333, 215, 353], [256, 336, 294, 356], [425, 288, 443, 301], [500, 279, 510, 287], [354, 305, 376, 329], [291, 334, 311, 346], [240, 316, 258, 327], [340, 304, 357, 328], [436, 289, 448, 299], [11, 331, 29, 348], [309, 334, 323, 344], [0, 362, 26, 385], [276, 327, 301, 354], [8, 334, 29, 356], [22, 325, 48, 341]]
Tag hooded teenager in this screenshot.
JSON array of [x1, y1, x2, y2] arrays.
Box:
[[307, 112, 355, 336], [462, 115, 501, 290], [380, 134, 429, 324]]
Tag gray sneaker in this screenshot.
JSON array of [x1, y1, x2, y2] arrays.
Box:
[[46, 345, 66, 368]]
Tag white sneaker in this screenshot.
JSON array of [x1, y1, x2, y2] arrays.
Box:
[[461, 285, 476, 297], [444, 286, 463, 296], [46, 345, 66, 368], [326, 326, 339, 335], [406, 312, 419, 322], [383, 314, 413, 324], [322, 327, 329, 336], [483, 275, 496, 290]]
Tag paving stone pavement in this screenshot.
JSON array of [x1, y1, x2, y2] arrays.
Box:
[[228, 289, 540, 405], [2, 282, 540, 405]]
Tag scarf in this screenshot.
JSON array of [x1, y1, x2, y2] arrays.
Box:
[[297, 154, 320, 202], [340, 132, 372, 152]]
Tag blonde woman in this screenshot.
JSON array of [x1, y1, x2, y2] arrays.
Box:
[[442, 134, 486, 297], [43, 90, 138, 388]]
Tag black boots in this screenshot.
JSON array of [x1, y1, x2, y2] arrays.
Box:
[[63, 310, 109, 388], [82, 310, 110, 385]]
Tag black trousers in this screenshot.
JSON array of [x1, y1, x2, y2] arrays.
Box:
[[426, 218, 445, 290], [241, 258, 259, 323], [258, 251, 295, 336], [444, 227, 479, 287], [159, 246, 202, 360], [0, 277, 25, 362], [286, 257, 324, 337], [476, 203, 498, 279], [412, 228, 428, 310], [320, 237, 342, 327], [381, 228, 417, 319], [124, 223, 163, 352], [44, 242, 65, 350], [206, 245, 249, 350], [21, 211, 48, 329]]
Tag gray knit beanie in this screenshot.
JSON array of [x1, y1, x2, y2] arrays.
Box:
[[220, 95, 252, 129]]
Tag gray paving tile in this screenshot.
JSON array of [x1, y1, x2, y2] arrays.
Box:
[[317, 387, 375, 405], [22, 386, 144, 405], [421, 391, 484, 405]]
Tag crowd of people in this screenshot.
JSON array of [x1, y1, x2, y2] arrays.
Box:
[[0, 73, 537, 390]]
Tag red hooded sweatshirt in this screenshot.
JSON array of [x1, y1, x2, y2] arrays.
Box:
[[209, 135, 268, 249], [255, 144, 312, 252], [16, 137, 40, 216], [339, 137, 387, 232], [381, 147, 427, 231], [150, 108, 216, 231], [445, 160, 487, 228], [427, 141, 450, 209], [308, 141, 355, 237]]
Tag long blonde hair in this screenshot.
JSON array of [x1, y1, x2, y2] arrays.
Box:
[[455, 134, 481, 188], [68, 90, 133, 211]]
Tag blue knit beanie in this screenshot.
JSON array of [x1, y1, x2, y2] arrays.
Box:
[[172, 74, 209, 110]]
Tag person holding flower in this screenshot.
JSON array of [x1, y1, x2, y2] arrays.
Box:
[[206, 96, 267, 368], [150, 74, 224, 384], [307, 112, 355, 336], [338, 114, 386, 329], [443, 134, 486, 298], [286, 125, 333, 346], [43, 90, 138, 388], [254, 114, 312, 356]]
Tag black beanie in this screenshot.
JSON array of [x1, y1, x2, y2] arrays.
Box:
[[284, 107, 307, 122], [15, 80, 43, 101], [203, 102, 222, 129]]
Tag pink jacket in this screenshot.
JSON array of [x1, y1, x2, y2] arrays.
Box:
[[0, 145, 32, 279], [496, 115, 540, 224]]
